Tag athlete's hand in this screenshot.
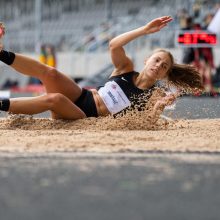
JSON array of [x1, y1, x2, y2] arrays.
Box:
[[154, 93, 176, 111], [149, 93, 176, 124], [143, 16, 172, 35]]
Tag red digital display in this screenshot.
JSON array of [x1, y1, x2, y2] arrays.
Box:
[[177, 31, 217, 47]]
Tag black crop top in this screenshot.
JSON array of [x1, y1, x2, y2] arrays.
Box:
[[99, 71, 155, 114], [109, 71, 154, 96]]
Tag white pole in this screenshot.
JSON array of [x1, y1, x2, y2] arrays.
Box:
[[35, 0, 42, 54], [208, 9, 220, 35]]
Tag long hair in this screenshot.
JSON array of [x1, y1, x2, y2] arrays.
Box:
[[152, 49, 204, 92], [169, 63, 204, 92]]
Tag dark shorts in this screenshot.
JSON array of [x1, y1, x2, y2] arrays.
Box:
[[74, 88, 98, 117]]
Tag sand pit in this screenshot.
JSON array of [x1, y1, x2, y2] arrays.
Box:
[[0, 114, 220, 154]]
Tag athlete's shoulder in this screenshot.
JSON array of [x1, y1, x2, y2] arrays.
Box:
[[110, 70, 138, 79]]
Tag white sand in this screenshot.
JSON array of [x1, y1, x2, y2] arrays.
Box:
[[0, 115, 219, 154]]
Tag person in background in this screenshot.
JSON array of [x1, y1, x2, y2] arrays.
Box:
[[193, 21, 215, 94], [39, 44, 56, 68], [30, 44, 57, 85]]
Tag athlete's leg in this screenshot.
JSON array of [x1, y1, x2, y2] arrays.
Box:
[[8, 93, 86, 120], [11, 54, 82, 101], [11, 54, 85, 118], [1, 24, 80, 101], [1, 26, 85, 119]]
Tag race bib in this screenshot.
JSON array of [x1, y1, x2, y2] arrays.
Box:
[[98, 81, 131, 114]]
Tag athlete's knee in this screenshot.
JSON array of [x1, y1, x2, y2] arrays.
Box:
[[43, 67, 59, 81], [46, 93, 66, 109]]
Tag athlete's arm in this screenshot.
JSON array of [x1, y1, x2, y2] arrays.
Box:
[[109, 16, 172, 77], [150, 93, 176, 123]]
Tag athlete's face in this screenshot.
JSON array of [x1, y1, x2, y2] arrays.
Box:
[[144, 52, 172, 80]]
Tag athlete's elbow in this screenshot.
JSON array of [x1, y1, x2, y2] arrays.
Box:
[[109, 39, 118, 50], [109, 41, 114, 50]]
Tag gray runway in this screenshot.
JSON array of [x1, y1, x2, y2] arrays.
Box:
[[1, 153, 220, 220], [165, 96, 220, 119], [0, 96, 220, 220], [1, 95, 220, 119]]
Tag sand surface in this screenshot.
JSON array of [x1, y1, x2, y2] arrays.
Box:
[[0, 114, 219, 153]]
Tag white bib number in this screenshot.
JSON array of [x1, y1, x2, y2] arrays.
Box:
[[98, 81, 131, 114]]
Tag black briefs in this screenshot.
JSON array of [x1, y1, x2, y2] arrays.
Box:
[[74, 88, 98, 117]]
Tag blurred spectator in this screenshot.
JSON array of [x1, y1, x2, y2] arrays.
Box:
[[39, 44, 57, 68], [191, 23, 215, 93], [45, 44, 57, 68], [39, 45, 47, 64], [179, 5, 218, 94], [193, 2, 201, 19], [203, 13, 214, 28], [176, 8, 190, 29], [181, 16, 195, 64], [1, 79, 18, 89], [29, 44, 57, 85]]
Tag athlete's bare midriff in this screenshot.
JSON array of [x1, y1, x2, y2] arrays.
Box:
[[90, 89, 110, 116]]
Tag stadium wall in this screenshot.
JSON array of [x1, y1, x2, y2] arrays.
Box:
[[1, 48, 220, 88], [30, 48, 220, 77]]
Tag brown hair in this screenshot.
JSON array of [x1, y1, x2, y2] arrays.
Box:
[[152, 49, 204, 92]]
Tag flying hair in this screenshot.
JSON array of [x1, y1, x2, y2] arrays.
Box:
[[151, 49, 204, 92]]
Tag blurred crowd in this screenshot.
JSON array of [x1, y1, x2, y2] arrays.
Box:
[[1, 1, 220, 96], [176, 1, 220, 94]]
